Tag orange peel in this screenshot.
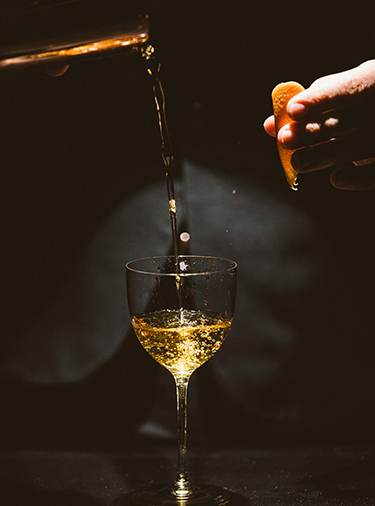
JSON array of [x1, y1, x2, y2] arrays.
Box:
[[272, 81, 305, 190]]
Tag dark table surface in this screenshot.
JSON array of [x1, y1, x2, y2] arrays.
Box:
[[1, 445, 375, 505]]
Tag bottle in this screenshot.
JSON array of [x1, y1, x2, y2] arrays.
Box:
[[0, 0, 149, 71]]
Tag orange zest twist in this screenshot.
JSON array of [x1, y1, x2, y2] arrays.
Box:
[[272, 81, 305, 190]]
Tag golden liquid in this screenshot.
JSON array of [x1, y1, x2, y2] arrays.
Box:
[[0, 30, 149, 70], [132, 309, 232, 378], [23, 36, 148, 59], [143, 45, 180, 266]]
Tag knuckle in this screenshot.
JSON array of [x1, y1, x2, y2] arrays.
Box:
[[323, 117, 339, 129], [305, 122, 321, 134]]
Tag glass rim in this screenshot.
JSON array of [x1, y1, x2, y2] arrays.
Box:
[[126, 255, 237, 276]]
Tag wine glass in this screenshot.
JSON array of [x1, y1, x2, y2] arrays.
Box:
[[126, 255, 237, 506]]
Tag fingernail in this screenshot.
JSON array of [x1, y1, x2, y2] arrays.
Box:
[[291, 149, 310, 172], [288, 102, 307, 119], [291, 151, 303, 172], [279, 128, 293, 148], [291, 149, 330, 173]]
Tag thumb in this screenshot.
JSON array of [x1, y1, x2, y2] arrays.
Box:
[[287, 60, 375, 120]]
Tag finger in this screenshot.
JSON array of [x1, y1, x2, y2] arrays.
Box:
[[291, 137, 375, 173], [278, 110, 359, 150], [45, 64, 70, 76], [287, 60, 375, 120], [263, 115, 276, 137], [331, 162, 375, 190]]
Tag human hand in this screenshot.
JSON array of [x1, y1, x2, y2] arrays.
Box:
[[264, 60, 375, 190]]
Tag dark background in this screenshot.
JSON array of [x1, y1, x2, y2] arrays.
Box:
[[0, 0, 375, 451]]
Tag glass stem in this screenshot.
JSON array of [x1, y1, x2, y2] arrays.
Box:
[[173, 377, 192, 497]]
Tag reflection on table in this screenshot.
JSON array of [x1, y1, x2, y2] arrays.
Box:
[[0, 446, 374, 505]]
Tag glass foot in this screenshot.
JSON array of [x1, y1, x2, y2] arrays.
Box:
[[132, 483, 230, 506]]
